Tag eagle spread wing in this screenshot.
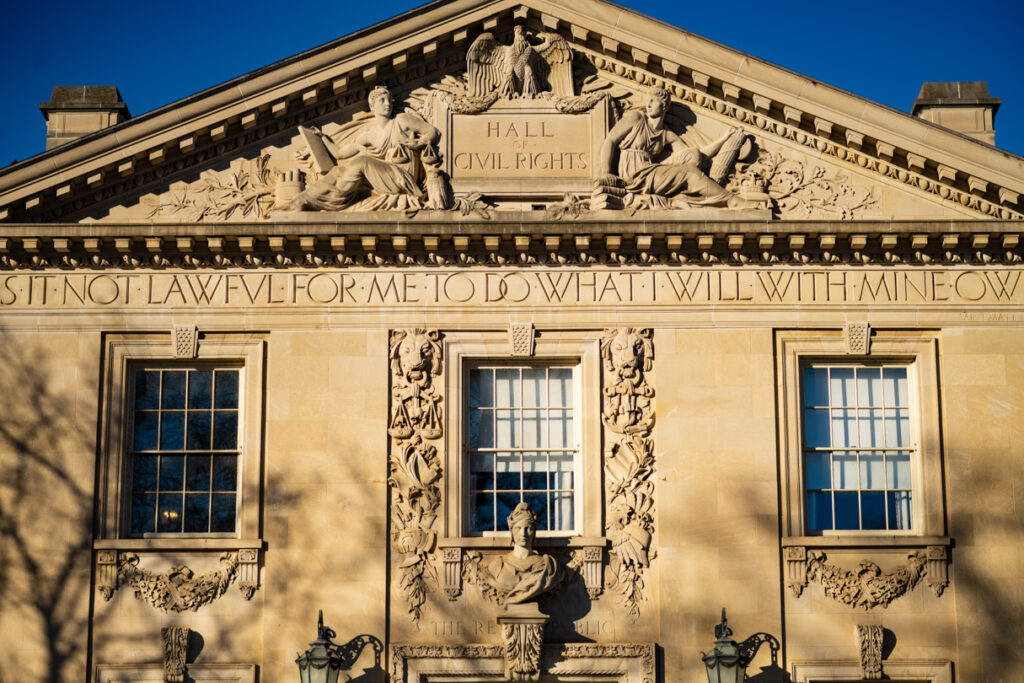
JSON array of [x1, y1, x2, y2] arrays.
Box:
[[467, 32, 507, 96], [533, 32, 573, 96]]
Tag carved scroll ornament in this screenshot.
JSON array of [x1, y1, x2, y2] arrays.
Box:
[[106, 552, 246, 613], [601, 328, 655, 620], [387, 329, 444, 623]]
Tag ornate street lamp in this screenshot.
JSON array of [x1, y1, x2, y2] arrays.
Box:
[[702, 609, 746, 683], [296, 610, 345, 683]]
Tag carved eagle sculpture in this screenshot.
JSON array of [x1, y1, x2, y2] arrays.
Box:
[[467, 25, 573, 98]]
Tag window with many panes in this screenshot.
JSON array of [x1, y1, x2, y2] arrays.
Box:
[[128, 367, 241, 535], [802, 364, 914, 532], [466, 364, 579, 534]]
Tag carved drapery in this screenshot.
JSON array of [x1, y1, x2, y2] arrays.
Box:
[[388, 328, 444, 623], [601, 328, 655, 620], [856, 624, 884, 679], [102, 552, 244, 612], [161, 626, 190, 683]]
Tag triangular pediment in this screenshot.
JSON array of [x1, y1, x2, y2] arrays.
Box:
[[1, 0, 1022, 224]]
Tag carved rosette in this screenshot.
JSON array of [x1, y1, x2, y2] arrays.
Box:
[[387, 329, 444, 624], [856, 624, 884, 679], [161, 626, 190, 683], [600, 328, 655, 620]]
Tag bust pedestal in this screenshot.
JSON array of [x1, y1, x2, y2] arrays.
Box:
[[497, 602, 549, 682]]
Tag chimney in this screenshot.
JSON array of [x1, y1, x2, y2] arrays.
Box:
[[911, 81, 999, 145], [39, 86, 131, 150]]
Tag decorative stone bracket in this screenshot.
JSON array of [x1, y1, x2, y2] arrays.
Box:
[[162, 626, 190, 683], [498, 604, 548, 682], [173, 325, 198, 358], [856, 624, 883, 680], [785, 546, 949, 607], [95, 548, 261, 610]]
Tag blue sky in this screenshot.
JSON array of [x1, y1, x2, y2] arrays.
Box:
[[1, 0, 1021, 165]]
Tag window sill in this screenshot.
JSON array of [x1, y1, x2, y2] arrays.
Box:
[[439, 535, 607, 550], [783, 535, 951, 549], [94, 538, 263, 551]]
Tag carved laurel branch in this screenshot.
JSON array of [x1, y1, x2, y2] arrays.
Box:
[[730, 148, 878, 220], [109, 552, 242, 613], [795, 550, 930, 610], [600, 328, 655, 621], [140, 154, 277, 223], [584, 53, 1021, 221], [387, 328, 445, 624]]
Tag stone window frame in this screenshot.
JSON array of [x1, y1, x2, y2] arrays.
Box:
[[442, 332, 605, 547], [97, 333, 264, 546], [776, 330, 945, 541]]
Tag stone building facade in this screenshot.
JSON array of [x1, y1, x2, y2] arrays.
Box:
[[0, 1, 1022, 681]]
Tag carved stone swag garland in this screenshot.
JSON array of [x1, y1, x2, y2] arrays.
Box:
[[98, 551, 253, 613], [601, 328, 656, 620], [387, 328, 445, 624]]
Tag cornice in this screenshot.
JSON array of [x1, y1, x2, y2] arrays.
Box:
[[1, 219, 1019, 270], [0, 0, 1021, 223]]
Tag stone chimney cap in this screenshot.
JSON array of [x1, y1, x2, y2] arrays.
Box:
[[40, 86, 131, 119], [912, 81, 1000, 115]]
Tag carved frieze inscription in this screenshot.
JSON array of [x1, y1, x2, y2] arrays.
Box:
[[2, 268, 1021, 309]]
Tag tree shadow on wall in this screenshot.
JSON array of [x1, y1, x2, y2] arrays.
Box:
[[0, 331, 97, 681]]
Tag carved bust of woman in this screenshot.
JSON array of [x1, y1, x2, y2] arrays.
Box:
[[482, 503, 564, 605]]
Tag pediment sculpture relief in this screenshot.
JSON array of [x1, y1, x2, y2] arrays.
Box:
[[594, 87, 751, 210], [280, 86, 454, 212], [467, 25, 573, 99]]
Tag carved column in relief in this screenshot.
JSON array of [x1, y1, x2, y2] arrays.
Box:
[[600, 328, 655, 620], [387, 329, 444, 623]]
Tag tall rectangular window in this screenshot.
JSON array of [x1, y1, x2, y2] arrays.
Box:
[[802, 365, 913, 532], [128, 367, 241, 535], [466, 365, 579, 534]]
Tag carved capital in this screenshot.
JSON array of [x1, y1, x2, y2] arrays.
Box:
[[443, 547, 462, 600], [161, 626, 190, 683], [784, 546, 808, 597], [926, 545, 949, 597], [497, 606, 549, 682], [845, 322, 870, 355], [173, 325, 198, 358], [509, 323, 536, 357], [856, 624, 884, 679]]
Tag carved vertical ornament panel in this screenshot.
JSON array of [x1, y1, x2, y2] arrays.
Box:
[[601, 328, 655, 620], [388, 329, 444, 624]]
